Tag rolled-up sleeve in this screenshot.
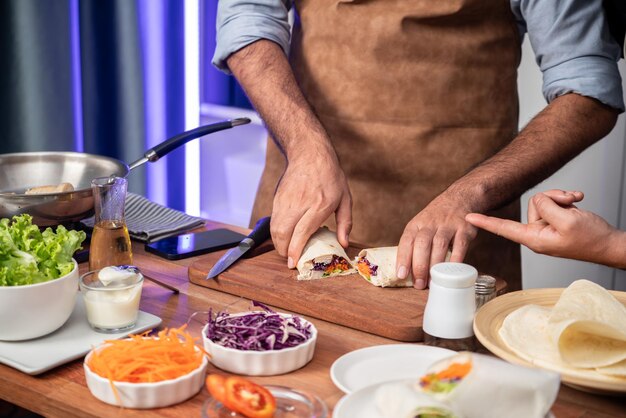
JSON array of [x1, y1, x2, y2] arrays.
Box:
[[212, 0, 292, 74], [512, 0, 624, 112]]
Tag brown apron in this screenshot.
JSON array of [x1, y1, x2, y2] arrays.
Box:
[[251, 0, 523, 290]]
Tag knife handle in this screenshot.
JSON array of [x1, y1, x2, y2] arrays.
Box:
[[248, 216, 271, 245]]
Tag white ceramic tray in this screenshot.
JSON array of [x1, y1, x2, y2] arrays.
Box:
[[0, 297, 161, 375]]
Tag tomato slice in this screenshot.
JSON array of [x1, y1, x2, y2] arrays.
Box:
[[223, 377, 277, 418], [205, 374, 227, 404]]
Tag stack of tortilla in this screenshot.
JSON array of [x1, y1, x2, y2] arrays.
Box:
[[499, 279, 626, 380]]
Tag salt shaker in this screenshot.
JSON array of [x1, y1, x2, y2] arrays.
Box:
[[423, 262, 478, 351], [475, 275, 497, 310]]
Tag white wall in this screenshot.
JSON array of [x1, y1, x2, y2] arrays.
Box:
[[518, 40, 626, 290], [198, 104, 267, 228]]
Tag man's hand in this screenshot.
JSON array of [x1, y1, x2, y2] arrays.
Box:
[[272, 148, 352, 268], [396, 190, 585, 289], [393, 94, 617, 289], [396, 192, 478, 289], [465, 190, 626, 269]]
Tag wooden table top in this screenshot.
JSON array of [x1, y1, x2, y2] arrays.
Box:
[[0, 220, 625, 418]]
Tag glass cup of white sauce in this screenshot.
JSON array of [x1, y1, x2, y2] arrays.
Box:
[[79, 266, 143, 333]]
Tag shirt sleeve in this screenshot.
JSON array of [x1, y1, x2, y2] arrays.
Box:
[[511, 0, 624, 112], [212, 0, 292, 74]]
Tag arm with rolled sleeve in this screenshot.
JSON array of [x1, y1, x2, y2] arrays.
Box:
[[397, 0, 623, 286], [212, 0, 292, 73], [211, 0, 354, 270], [511, 0, 624, 111]]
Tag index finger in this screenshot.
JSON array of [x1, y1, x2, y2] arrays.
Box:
[[464, 213, 532, 246]]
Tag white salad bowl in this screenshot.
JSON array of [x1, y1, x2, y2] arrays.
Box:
[[84, 344, 209, 409], [202, 314, 318, 376], [0, 259, 78, 341]]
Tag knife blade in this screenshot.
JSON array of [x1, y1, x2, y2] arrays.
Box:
[[205, 216, 271, 279]]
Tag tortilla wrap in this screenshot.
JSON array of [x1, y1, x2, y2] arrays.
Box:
[[296, 228, 355, 280], [596, 359, 626, 377], [499, 280, 626, 379], [355, 247, 412, 287], [549, 280, 626, 368], [419, 352, 560, 418], [375, 381, 458, 418]]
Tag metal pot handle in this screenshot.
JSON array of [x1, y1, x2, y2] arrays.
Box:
[[127, 117, 251, 171]]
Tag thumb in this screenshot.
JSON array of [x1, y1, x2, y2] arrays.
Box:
[[335, 192, 353, 248], [533, 193, 571, 229]]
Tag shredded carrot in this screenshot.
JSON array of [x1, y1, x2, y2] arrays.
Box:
[[420, 361, 473, 386], [435, 361, 472, 380], [357, 259, 372, 280], [86, 325, 209, 405]]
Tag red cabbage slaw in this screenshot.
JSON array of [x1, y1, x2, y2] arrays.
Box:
[[205, 301, 313, 351]]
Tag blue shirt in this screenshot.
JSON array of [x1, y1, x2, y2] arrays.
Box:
[[213, 0, 624, 111]]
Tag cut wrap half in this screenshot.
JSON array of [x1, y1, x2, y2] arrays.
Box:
[[418, 352, 560, 418], [296, 228, 355, 280], [355, 246, 412, 287]]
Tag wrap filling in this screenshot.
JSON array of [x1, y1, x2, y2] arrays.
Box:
[[356, 256, 379, 281], [419, 361, 472, 394], [412, 407, 458, 418], [312, 255, 352, 277]]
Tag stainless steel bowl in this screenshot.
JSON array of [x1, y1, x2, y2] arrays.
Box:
[[0, 152, 128, 226]]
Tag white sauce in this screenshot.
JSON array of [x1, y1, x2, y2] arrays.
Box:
[[98, 266, 138, 287]]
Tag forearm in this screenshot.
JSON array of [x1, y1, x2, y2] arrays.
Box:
[[226, 40, 336, 163], [600, 229, 626, 270], [444, 93, 618, 212]]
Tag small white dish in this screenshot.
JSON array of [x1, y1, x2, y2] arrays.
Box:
[[330, 344, 456, 394], [201, 316, 317, 376], [84, 345, 208, 409], [0, 296, 161, 375]]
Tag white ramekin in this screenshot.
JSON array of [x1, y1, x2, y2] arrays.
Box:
[[202, 315, 317, 376], [84, 344, 208, 409]]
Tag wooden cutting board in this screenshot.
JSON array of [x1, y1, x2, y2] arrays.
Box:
[[188, 245, 507, 342]]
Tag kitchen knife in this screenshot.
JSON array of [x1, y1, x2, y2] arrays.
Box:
[[205, 216, 271, 279]]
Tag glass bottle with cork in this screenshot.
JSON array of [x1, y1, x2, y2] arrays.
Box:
[[89, 176, 132, 270]]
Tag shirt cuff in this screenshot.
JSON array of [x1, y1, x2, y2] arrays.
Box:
[[212, 14, 291, 74], [543, 56, 625, 112]]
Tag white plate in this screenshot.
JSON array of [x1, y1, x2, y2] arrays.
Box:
[[334, 380, 556, 418], [334, 380, 401, 418], [330, 344, 456, 394], [0, 297, 161, 375]]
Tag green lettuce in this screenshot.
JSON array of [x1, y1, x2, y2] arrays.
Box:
[[0, 214, 86, 286]]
